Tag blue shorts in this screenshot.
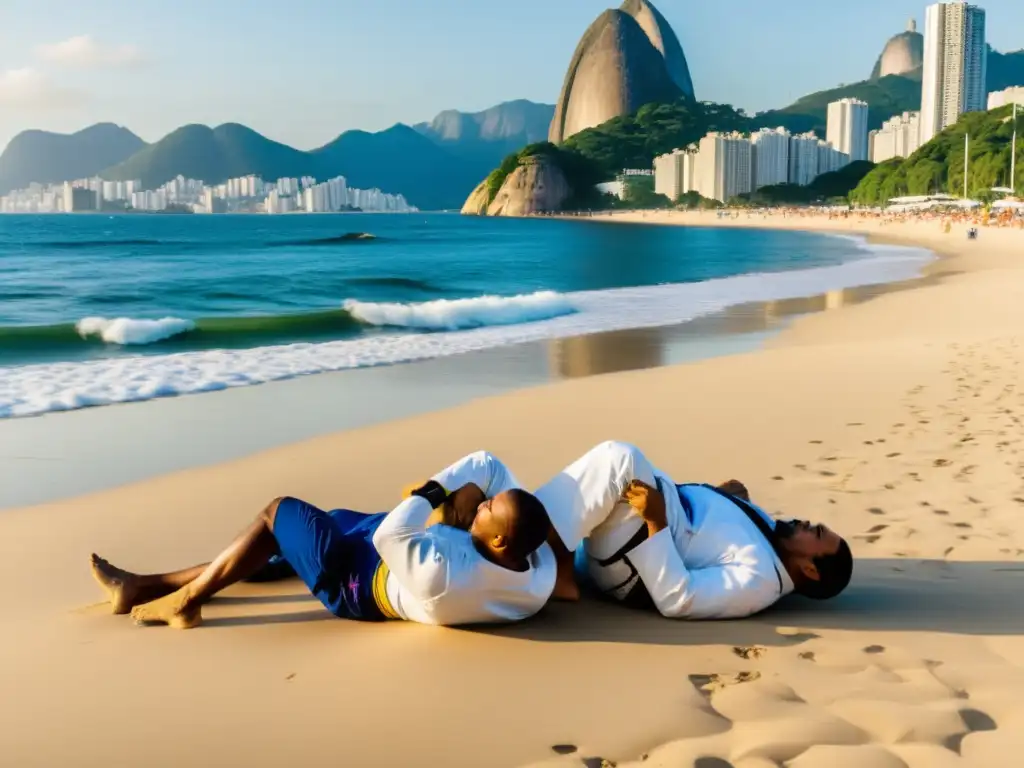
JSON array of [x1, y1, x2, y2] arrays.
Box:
[[271, 497, 392, 621]]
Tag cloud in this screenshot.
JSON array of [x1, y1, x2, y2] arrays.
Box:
[[36, 35, 144, 69], [0, 68, 85, 109]]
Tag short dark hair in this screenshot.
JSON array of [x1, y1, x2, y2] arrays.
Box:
[[504, 489, 551, 559], [797, 539, 853, 600]]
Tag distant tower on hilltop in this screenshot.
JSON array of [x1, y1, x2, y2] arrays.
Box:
[[871, 17, 925, 79], [920, 1, 987, 144]]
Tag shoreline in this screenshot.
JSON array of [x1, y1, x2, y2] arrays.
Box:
[[0, 236, 937, 509], [3, 214, 1024, 767]]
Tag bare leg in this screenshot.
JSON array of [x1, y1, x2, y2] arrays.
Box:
[[91, 555, 209, 614], [129, 498, 283, 629]]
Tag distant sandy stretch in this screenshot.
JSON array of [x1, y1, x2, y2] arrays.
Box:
[[2, 215, 1024, 767]]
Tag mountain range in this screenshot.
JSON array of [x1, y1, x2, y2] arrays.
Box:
[[0, 101, 555, 210], [1, 45, 1021, 209]]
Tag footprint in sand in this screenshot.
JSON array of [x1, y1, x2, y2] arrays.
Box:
[[798, 651, 816, 661], [868, 507, 886, 515], [858, 535, 882, 544], [819, 470, 836, 477], [690, 672, 761, 695], [952, 522, 973, 529], [934, 459, 951, 467], [863, 645, 886, 654], [809, 440, 823, 445], [776, 627, 820, 643], [868, 524, 889, 533], [550, 745, 578, 756], [944, 709, 998, 753], [886, 452, 902, 458], [772, 476, 784, 481], [933, 509, 950, 516], [733, 645, 767, 660]]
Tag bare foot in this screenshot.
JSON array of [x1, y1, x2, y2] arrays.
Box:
[[90, 554, 143, 614], [130, 588, 201, 629]]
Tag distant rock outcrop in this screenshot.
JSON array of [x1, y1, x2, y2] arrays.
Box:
[[461, 180, 491, 216], [549, 0, 694, 144], [871, 19, 924, 80], [484, 156, 571, 217]]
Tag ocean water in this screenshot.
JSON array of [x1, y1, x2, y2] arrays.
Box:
[[0, 213, 933, 418]]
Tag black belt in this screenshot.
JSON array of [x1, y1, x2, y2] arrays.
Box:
[[588, 479, 682, 611]]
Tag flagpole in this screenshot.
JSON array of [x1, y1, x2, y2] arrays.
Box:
[[1012, 102, 1018, 195], [964, 133, 969, 199]]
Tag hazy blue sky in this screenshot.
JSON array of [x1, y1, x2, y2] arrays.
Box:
[[1, 0, 1022, 151]]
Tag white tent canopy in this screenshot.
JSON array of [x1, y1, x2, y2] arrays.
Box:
[[992, 199, 1024, 210]]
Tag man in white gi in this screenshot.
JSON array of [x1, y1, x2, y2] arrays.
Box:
[[90, 450, 567, 628], [536, 441, 853, 619]]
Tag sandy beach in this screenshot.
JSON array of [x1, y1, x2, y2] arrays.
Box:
[[3, 211, 1024, 767]]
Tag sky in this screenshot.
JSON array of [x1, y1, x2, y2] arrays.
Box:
[[1, 0, 1022, 152]]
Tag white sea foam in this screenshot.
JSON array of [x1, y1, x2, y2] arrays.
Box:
[[345, 291, 575, 330], [76, 316, 195, 345], [0, 239, 935, 418]]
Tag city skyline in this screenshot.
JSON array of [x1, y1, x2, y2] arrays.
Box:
[[2, 0, 1023, 153]]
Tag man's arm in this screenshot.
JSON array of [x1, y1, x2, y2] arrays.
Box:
[[372, 495, 450, 602], [374, 451, 518, 601], [632, 534, 778, 619], [624, 480, 777, 619]]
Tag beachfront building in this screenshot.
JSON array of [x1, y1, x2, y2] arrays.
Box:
[[870, 112, 923, 163], [788, 133, 822, 186], [988, 86, 1024, 110], [654, 146, 698, 201], [826, 98, 870, 162], [920, 1, 987, 143], [691, 132, 754, 203], [750, 127, 791, 189]]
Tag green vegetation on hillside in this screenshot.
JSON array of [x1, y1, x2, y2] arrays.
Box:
[[849, 106, 1023, 205], [484, 99, 750, 211], [735, 161, 876, 206], [753, 75, 922, 136], [562, 99, 750, 179]]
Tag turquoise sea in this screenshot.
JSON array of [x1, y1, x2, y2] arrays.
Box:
[[0, 212, 932, 417]]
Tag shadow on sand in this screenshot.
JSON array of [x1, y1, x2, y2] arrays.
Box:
[[196, 558, 1024, 643]]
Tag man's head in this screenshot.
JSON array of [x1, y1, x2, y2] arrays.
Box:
[[775, 520, 852, 600], [469, 489, 550, 570]]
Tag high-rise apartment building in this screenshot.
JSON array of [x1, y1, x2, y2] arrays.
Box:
[[826, 99, 870, 161], [653, 147, 698, 201], [693, 132, 753, 203], [750, 127, 791, 188], [869, 112, 923, 163], [788, 133, 821, 186], [988, 86, 1024, 110], [920, 1, 987, 143]]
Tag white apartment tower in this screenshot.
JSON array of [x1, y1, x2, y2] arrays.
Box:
[[988, 86, 1024, 110], [654, 147, 697, 201], [826, 99, 870, 161], [694, 132, 754, 203], [788, 133, 821, 186], [869, 112, 923, 163], [920, 1, 987, 144], [750, 127, 791, 189]]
